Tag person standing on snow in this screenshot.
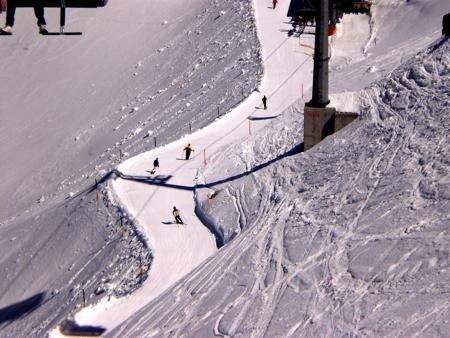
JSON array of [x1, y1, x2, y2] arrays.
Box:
[[272, 0, 278, 9], [172, 206, 184, 224], [183, 143, 194, 160], [0, 0, 48, 35], [150, 157, 159, 174], [262, 95, 267, 110]]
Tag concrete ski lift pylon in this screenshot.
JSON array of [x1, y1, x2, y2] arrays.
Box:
[[14, 0, 109, 35]]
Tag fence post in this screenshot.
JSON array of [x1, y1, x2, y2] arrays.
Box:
[[154, 136, 157, 148], [189, 123, 192, 134], [82, 289, 86, 307], [203, 149, 207, 165]]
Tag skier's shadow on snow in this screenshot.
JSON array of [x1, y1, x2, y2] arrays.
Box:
[[114, 142, 304, 190], [0, 293, 45, 326]]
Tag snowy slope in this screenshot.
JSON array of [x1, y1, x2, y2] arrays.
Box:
[[113, 40, 450, 337], [105, 1, 449, 337], [0, 0, 262, 336], [0, 0, 262, 221], [71, 0, 314, 332], [191, 40, 450, 337], [1, 0, 448, 336]]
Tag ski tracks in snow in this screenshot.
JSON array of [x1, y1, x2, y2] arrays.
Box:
[[106, 7, 449, 338], [305, 43, 450, 336]]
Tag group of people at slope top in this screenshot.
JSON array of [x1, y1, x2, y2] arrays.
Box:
[[0, 0, 48, 35]]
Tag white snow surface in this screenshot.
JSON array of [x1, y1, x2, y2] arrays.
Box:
[[71, 0, 315, 332], [67, 0, 450, 337], [3, 0, 447, 336]]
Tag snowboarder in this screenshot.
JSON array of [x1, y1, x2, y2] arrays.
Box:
[[183, 143, 194, 160], [262, 95, 267, 110], [172, 206, 184, 224], [0, 0, 48, 35], [272, 0, 278, 9], [150, 157, 159, 174]]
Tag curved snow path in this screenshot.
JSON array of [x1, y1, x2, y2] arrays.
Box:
[[73, 0, 312, 332]]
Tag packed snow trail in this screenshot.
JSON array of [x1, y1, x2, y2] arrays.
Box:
[[71, 0, 313, 332]]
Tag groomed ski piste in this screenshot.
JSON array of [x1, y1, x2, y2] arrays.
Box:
[[52, 0, 448, 336], [63, 0, 315, 333]]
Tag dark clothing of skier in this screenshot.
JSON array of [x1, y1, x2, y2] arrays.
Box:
[[0, 0, 47, 35], [184, 144, 194, 160], [262, 95, 267, 110], [173, 207, 184, 224], [150, 158, 159, 174], [273, 0, 278, 9], [153, 158, 159, 169]]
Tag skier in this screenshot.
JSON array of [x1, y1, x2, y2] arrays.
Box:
[[262, 95, 267, 110], [272, 0, 278, 9], [183, 143, 194, 160], [150, 157, 159, 174], [0, 0, 48, 35], [172, 206, 184, 224]]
